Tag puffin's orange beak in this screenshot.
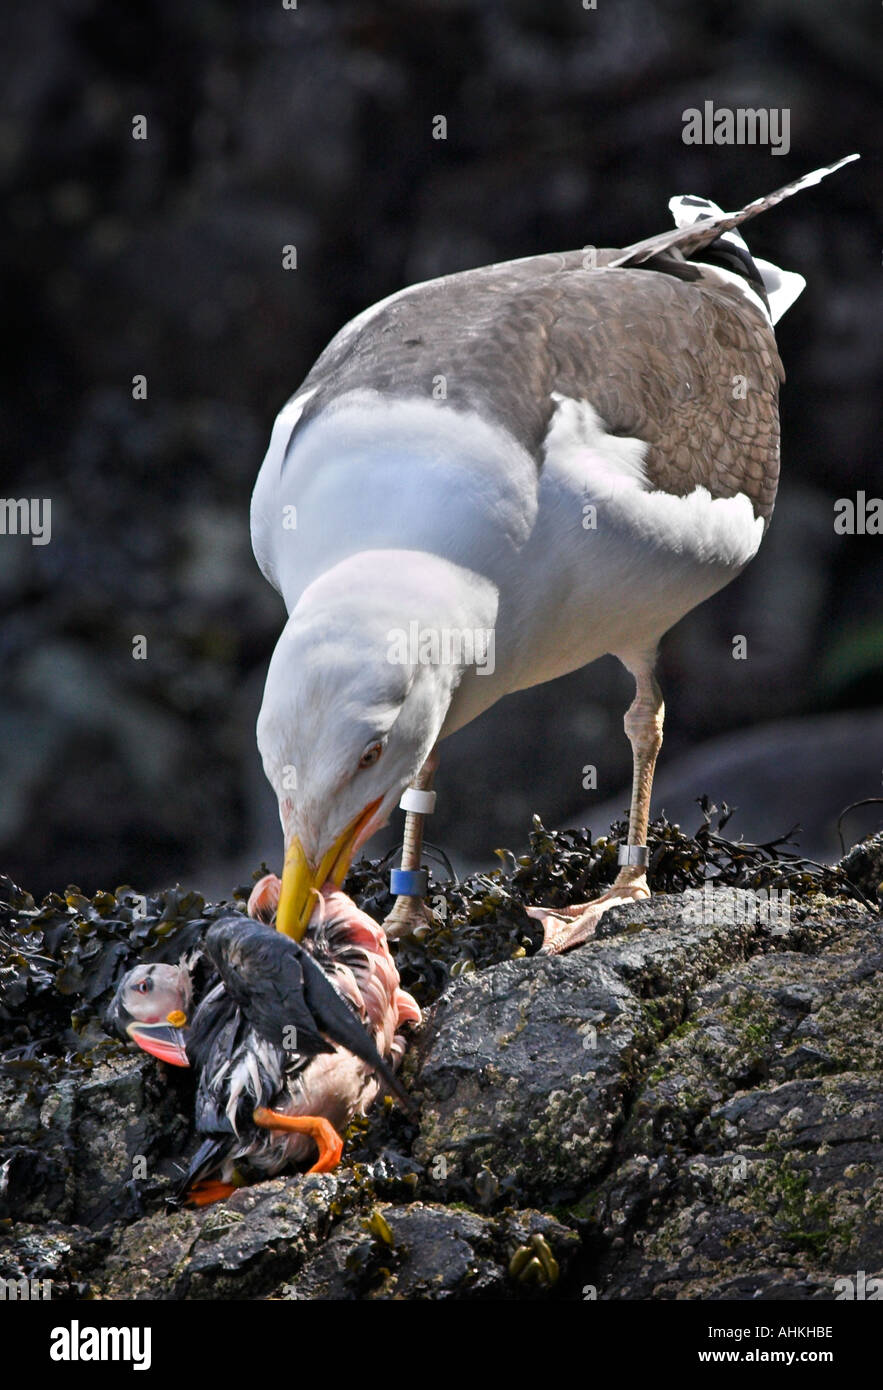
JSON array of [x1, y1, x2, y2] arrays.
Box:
[[127, 1020, 190, 1067], [276, 798, 382, 941]]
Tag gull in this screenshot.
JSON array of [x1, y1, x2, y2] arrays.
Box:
[[249, 155, 858, 954]]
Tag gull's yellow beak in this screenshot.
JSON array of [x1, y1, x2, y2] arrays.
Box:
[[275, 798, 382, 940]]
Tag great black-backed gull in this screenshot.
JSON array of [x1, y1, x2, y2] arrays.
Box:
[[249, 155, 858, 954]]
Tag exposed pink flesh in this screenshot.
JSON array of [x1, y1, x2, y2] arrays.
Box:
[[247, 873, 281, 923], [318, 889, 422, 1043], [245, 877, 422, 1056]]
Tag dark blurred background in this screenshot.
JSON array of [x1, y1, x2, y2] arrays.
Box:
[[1, 0, 881, 899]]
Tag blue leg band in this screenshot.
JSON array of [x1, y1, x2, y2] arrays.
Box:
[[390, 868, 429, 897]]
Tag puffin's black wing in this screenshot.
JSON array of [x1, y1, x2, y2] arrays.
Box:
[[174, 1136, 228, 1202], [204, 918, 334, 1058], [203, 918, 411, 1108]]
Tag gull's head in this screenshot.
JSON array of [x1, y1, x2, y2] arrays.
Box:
[[257, 550, 498, 939]]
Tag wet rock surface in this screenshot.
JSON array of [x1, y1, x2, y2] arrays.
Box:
[[289, 1203, 577, 1301], [584, 908, 883, 1299], [412, 898, 762, 1207], [1, 822, 880, 1300], [1, 1050, 190, 1229]]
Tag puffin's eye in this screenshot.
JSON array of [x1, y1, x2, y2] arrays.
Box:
[[357, 740, 384, 770], [135, 978, 152, 995]]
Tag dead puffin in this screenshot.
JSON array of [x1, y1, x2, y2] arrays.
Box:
[[110, 889, 420, 1204]]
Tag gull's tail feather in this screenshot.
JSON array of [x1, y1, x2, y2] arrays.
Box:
[[609, 154, 860, 270]]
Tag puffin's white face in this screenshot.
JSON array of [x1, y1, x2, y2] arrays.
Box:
[[118, 963, 191, 1025], [257, 602, 451, 939], [113, 961, 193, 1068]]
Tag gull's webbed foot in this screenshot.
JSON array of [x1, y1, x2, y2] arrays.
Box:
[[382, 895, 436, 940], [525, 871, 650, 954]]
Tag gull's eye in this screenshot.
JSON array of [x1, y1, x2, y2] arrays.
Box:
[[358, 740, 384, 770]]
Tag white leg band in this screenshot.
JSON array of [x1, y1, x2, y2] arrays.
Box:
[[400, 788, 437, 814], [618, 844, 649, 867]]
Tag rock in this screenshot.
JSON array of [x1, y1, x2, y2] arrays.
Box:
[[841, 831, 883, 903], [0, 1221, 99, 1301], [289, 1202, 579, 1301], [582, 910, 883, 1299], [0, 1050, 190, 1227], [1, 864, 879, 1300], [413, 896, 772, 1205], [98, 1173, 344, 1300]]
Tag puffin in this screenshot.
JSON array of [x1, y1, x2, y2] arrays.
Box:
[[248, 155, 859, 954], [110, 889, 420, 1204]]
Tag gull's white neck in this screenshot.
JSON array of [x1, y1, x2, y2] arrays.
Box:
[[251, 388, 537, 616]]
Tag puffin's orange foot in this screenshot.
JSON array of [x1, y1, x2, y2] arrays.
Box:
[[248, 873, 281, 923], [186, 1179, 239, 1207], [252, 1107, 344, 1173], [525, 875, 651, 954]]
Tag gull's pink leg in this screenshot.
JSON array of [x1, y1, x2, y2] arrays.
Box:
[[526, 657, 664, 954], [383, 748, 440, 939]]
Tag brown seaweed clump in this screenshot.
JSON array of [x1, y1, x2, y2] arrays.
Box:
[[0, 800, 870, 1056]]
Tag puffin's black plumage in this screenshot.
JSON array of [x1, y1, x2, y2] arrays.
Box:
[[199, 917, 409, 1104], [112, 902, 418, 1202]]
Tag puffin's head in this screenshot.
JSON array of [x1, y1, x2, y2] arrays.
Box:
[[257, 551, 497, 939], [109, 962, 192, 1067]]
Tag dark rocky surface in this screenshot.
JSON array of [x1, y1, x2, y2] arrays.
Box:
[[2, 824, 880, 1300]]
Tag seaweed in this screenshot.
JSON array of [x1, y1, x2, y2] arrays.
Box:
[[352, 798, 869, 1009], [0, 877, 252, 1058], [0, 802, 869, 1056]]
